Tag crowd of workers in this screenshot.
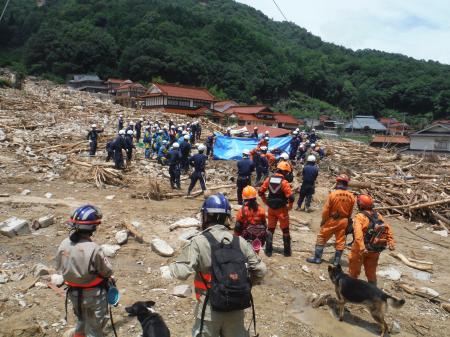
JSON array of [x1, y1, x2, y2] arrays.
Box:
[[69, 118, 396, 336]]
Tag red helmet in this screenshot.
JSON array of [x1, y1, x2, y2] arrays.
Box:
[[357, 194, 374, 210], [336, 174, 350, 183]]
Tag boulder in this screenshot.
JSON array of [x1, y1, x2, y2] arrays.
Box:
[[33, 263, 51, 277], [115, 230, 128, 245], [151, 238, 174, 257], [169, 217, 200, 231], [101, 244, 121, 257], [0, 217, 31, 238], [50, 274, 64, 287], [160, 266, 172, 280], [171, 284, 192, 298], [38, 214, 54, 228]]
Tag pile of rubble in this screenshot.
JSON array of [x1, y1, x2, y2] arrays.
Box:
[[322, 140, 450, 227]]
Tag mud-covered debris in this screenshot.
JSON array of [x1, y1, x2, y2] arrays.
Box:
[[33, 263, 51, 277], [151, 238, 175, 257], [171, 284, 192, 298]]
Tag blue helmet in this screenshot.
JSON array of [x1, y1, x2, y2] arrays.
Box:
[[68, 204, 102, 232], [201, 193, 231, 221]]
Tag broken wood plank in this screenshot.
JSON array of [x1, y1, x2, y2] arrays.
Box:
[[389, 251, 433, 272], [121, 222, 144, 243]]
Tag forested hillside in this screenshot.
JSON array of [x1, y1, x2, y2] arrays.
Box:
[[1, 0, 449, 124]]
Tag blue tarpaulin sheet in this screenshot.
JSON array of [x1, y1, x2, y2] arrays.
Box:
[[213, 135, 292, 160]]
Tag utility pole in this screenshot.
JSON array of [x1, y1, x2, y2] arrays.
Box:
[[0, 0, 11, 23]]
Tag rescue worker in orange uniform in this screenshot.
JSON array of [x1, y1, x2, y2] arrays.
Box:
[[259, 162, 295, 257], [258, 136, 269, 148], [235, 186, 268, 252], [307, 174, 356, 265], [348, 194, 395, 286]]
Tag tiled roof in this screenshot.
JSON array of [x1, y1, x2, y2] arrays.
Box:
[[371, 135, 410, 144], [345, 116, 387, 131], [235, 114, 261, 122], [224, 105, 272, 115], [273, 113, 299, 124], [106, 78, 128, 84], [152, 83, 215, 101], [116, 83, 146, 91]]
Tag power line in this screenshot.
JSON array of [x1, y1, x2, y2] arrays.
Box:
[[272, 0, 288, 22], [0, 0, 11, 23]]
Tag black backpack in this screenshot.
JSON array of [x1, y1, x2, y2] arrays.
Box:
[[198, 231, 258, 336], [362, 211, 388, 252]]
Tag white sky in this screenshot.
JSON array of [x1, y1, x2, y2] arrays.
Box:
[[236, 0, 450, 65]]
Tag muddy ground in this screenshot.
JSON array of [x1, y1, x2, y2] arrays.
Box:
[[0, 151, 449, 337]]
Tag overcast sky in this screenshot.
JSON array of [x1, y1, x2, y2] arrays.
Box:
[[236, 0, 450, 65]]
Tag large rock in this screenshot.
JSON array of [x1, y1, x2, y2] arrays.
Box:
[[33, 263, 50, 277], [151, 238, 175, 257], [0, 217, 31, 238], [160, 266, 172, 280], [38, 214, 54, 228], [169, 217, 200, 231], [171, 284, 192, 298], [101, 244, 121, 257], [115, 230, 128, 245]]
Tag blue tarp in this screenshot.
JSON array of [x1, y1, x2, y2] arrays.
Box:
[[213, 135, 292, 160]]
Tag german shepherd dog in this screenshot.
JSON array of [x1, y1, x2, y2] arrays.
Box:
[[328, 265, 405, 336], [125, 301, 170, 337]]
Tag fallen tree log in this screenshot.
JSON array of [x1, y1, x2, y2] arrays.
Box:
[[389, 252, 433, 272], [121, 222, 144, 243], [397, 283, 449, 303]]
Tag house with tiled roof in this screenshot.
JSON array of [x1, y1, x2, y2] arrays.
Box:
[[105, 78, 129, 95], [69, 74, 108, 93], [214, 100, 238, 112], [138, 83, 224, 122], [114, 82, 147, 108], [370, 135, 410, 148], [410, 123, 450, 152], [345, 115, 387, 134], [378, 117, 410, 135]]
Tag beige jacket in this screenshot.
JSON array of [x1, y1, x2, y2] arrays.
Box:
[[169, 225, 267, 320], [56, 237, 113, 286]]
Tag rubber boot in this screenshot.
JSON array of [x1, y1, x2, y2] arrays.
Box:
[[306, 245, 324, 264], [332, 250, 343, 266], [368, 280, 377, 287], [283, 236, 292, 257], [265, 230, 273, 257]]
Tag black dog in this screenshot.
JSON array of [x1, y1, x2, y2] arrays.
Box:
[[125, 301, 170, 337], [328, 265, 405, 337]]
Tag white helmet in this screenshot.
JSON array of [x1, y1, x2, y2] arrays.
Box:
[[254, 127, 258, 130], [119, 130, 125, 135], [242, 149, 250, 157], [264, 136, 269, 141], [260, 146, 268, 151], [311, 128, 316, 132], [140, 117, 144, 121], [307, 155, 316, 162], [293, 131, 298, 135], [171, 125, 175, 129], [119, 114, 123, 118], [127, 130, 134, 135], [162, 140, 168, 144], [280, 153, 289, 160], [178, 127, 183, 131], [227, 127, 231, 131], [198, 144, 206, 152], [129, 121, 134, 125], [295, 128, 299, 132], [91, 124, 97, 128], [184, 134, 190, 140], [163, 125, 168, 130], [172, 142, 180, 148], [311, 143, 316, 148]]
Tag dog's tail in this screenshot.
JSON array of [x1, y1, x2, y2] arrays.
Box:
[[386, 295, 405, 309]]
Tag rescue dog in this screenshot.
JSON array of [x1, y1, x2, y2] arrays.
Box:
[[125, 301, 170, 337], [328, 264, 405, 336]]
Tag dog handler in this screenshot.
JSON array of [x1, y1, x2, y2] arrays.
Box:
[[169, 193, 266, 337], [348, 194, 395, 285], [56, 205, 113, 337], [307, 174, 355, 265]]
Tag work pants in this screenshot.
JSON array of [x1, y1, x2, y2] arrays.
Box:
[[206, 146, 212, 157], [181, 155, 190, 173], [236, 176, 251, 205], [348, 249, 380, 283], [169, 165, 181, 189], [256, 167, 268, 185], [68, 288, 108, 337], [126, 148, 132, 161], [289, 148, 298, 160], [105, 149, 114, 162], [316, 218, 348, 251], [268, 206, 290, 235], [298, 181, 315, 208], [89, 140, 97, 156], [135, 131, 141, 143], [188, 171, 206, 193], [192, 309, 248, 337], [144, 147, 151, 159], [113, 150, 124, 170]]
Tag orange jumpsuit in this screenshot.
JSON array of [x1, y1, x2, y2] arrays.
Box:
[[259, 173, 294, 235], [235, 205, 266, 238], [258, 139, 268, 148], [317, 189, 355, 250], [348, 212, 395, 282], [265, 152, 276, 166]]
